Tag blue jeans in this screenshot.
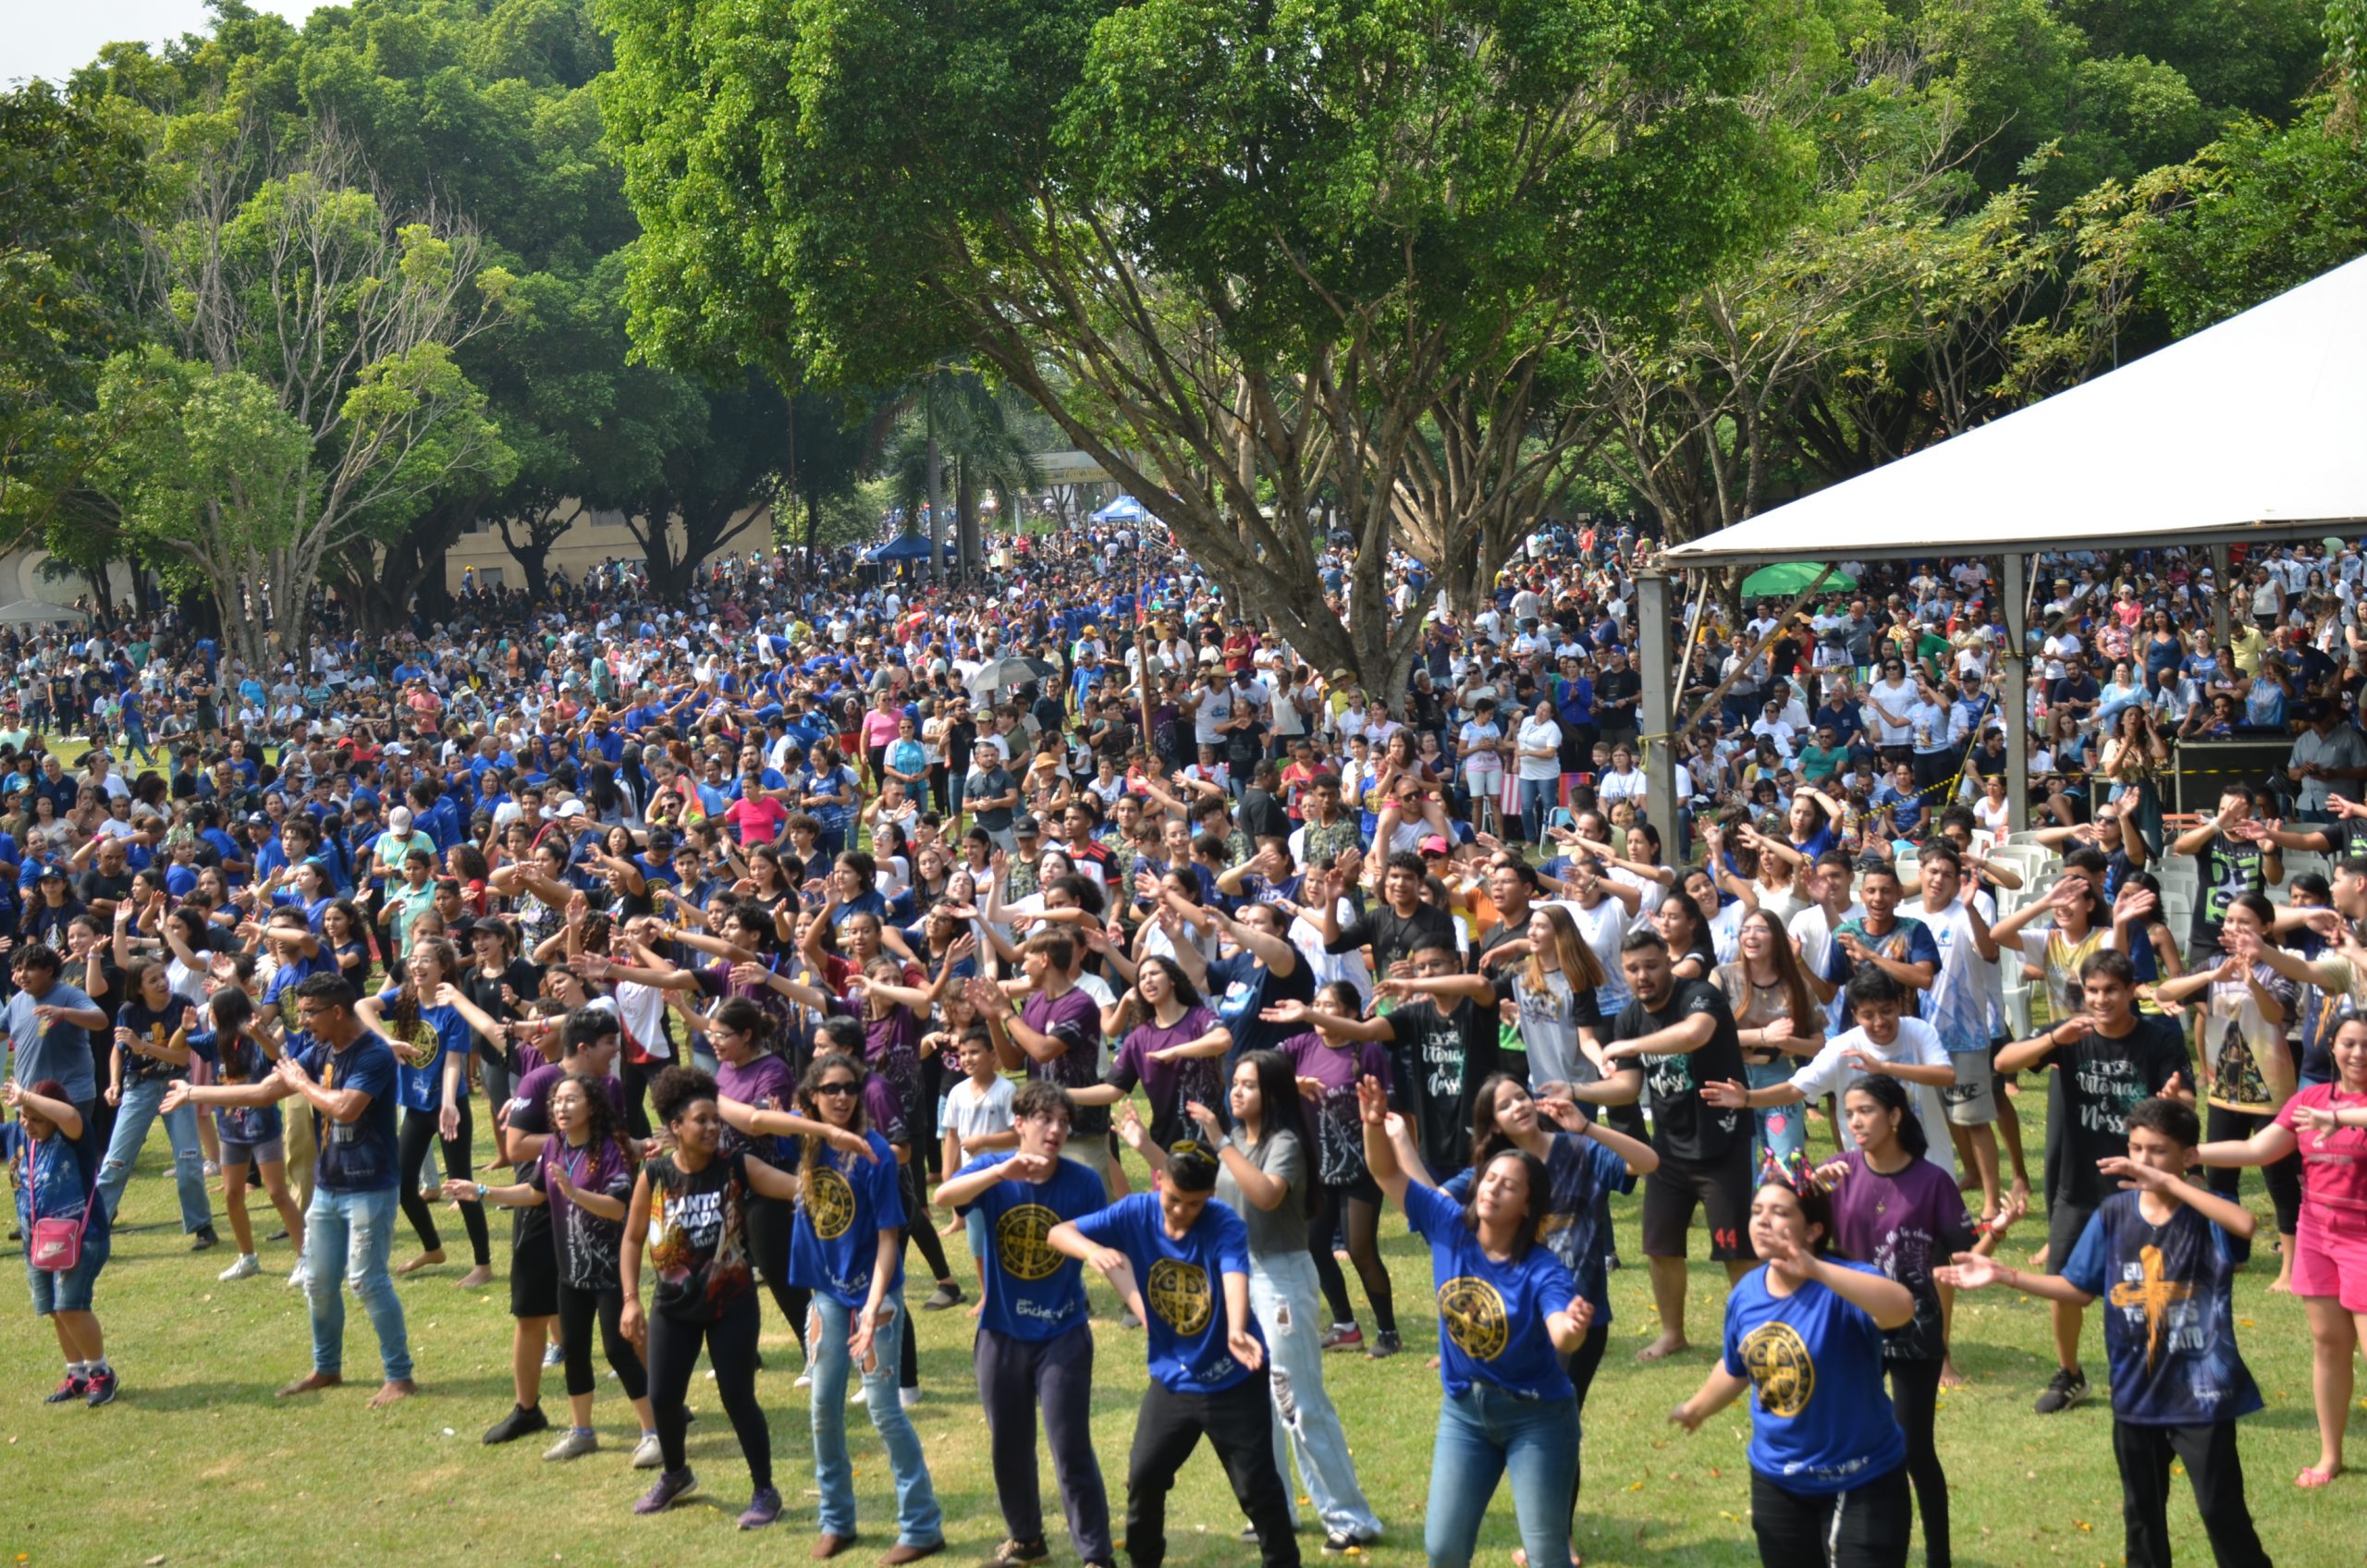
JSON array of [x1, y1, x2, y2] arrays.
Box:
[[303, 1186, 411, 1381], [1745, 1060, 1807, 1164], [1424, 1384, 1579, 1568], [1250, 1251, 1381, 1539], [1518, 777, 1558, 843], [811, 1290, 942, 1545], [96, 1077, 214, 1234]]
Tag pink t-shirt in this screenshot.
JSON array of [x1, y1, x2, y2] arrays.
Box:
[[724, 794, 790, 845], [862, 709, 903, 749], [2275, 1083, 2367, 1232]]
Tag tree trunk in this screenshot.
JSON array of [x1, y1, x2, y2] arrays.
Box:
[[925, 411, 946, 585], [510, 539, 555, 606], [955, 459, 979, 582]]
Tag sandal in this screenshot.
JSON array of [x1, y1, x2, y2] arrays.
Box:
[[2297, 1465, 2339, 1489]]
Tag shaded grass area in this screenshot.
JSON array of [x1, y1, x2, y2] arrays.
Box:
[[0, 1084, 2349, 1568]]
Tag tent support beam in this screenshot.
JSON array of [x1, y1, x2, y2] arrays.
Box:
[[1636, 568, 1680, 846], [2212, 545, 2231, 646], [2000, 552, 2030, 833]]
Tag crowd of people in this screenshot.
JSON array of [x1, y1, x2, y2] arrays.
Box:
[[9, 516, 2367, 1568]]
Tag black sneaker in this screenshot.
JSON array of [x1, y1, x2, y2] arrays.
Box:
[[2032, 1366, 2089, 1415], [44, 1373, 88, 1404], [921, 1281, 963, 1311], [1322, 1532, 1379, 1555], [190, 1225, 220, 1253], [484, 1403, 551, 1444], [992, 1539, 1049, 1565], [84, 1368, 119, 1408], [1367, 1329, 1403, 1359]]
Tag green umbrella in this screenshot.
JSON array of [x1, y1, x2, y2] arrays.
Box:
[[1741, 561, 1856, 598]]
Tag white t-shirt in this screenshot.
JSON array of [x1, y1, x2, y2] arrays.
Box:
[[941, 1074, 1015, 1146], [1787, 1019, 1956, 1176]]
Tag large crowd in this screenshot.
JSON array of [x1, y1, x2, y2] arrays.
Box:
[[8, 516, 2367, 1568]]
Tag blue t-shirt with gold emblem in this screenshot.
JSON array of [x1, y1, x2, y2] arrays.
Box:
[[953, 1153, 1104, 1342], [788, 1128, 905, 1309], [2060, 1193, 2262, 1427], [1071, 1191, 1257, 1394], [1441, 1130, 1633, 1330], [1722, 1261, 1906, 1493], [1404, 1179, 1578, 1401]]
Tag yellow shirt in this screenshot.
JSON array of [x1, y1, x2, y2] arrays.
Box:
[[2229, 623, 2266, 676]]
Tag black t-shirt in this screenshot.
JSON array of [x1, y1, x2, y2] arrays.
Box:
[[462, 958, 543, 1070], [1379, 998, 1498, 1173], [1326, 900, 1462, 984], [1595, 668, 1641, 723], [2033, 1015, 2190, 1210], [644, 1149, 755, 1322], [1612, 978, 1747, 1165], [2189, 833, 2266, 953], [76, 868, 134, 909]]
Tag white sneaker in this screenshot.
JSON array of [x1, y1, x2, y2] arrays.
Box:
[[899, 1387, 922, 1410], [792, 1372, 813, 1390], [286, 1259, 310, 1289], [631, 1432, 664, 1469], [850, 1382, 867, 1406], [218, 1254, 261, 1282], [543, 1427, 599, 1462], [542, 1342, 564, 1368]]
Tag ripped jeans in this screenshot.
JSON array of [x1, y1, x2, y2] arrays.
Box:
[[1249, 1250, 1382, 1540], [303, 1186, 411, 1382]]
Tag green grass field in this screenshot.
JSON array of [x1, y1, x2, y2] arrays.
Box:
[[0, 1084, 2349, 1568]]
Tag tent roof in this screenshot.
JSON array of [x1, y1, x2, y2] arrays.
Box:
[[1663, 253, 2367, 569], [0, 598, 89, 626], [864, 533, 948, 562]]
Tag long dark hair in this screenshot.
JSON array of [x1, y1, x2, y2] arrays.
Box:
[[1844, 1072, 1929, 1159], [1233, 1048, 1315, 1217], [1457, 1147, 1550, 1259], [795, 1050, 870, 1191], [546, 1066, 640, 1175]]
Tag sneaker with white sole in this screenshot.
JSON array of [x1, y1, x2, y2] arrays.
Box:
[[2033, 1366, 2090, 1415], [850, 1381, 868, 1406], [899, 1387, 923, 1409], [218, 1254, 261, 1282], [544, 1427, 600, 1462], [542, 1341, 564, 1368], [286, 1259, 309, 1290], [631, 1432, 664, 1469]]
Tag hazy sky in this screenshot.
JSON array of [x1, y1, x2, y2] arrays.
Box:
[[5, 3, 326, 86]]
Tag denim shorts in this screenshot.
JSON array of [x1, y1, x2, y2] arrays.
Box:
[[965, 1208, 989, 1260], [28, 1230, 110, 1316]]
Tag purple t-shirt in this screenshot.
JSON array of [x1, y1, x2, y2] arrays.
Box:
[[716, 1050, 795, 1162], [1280, 1030, 1394, 1187], [855, 1000, 926, 1146], [533, 1134, 636, 1290], [1022, 985, 1108, 1135], [507, 1063, 627, 1170], [1825, 1149, 1973, 1363], [1107, 1006, 1223, 1149]]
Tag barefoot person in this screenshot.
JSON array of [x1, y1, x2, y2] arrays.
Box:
[[1670, 1156, 1919, 1568], [169, 973, 414, 1407], [2193, 1011, 2367, 1489], [933, 1081, 1116, 1568], [4, 1078, 116, 1406], [1597, 929, 1753, 1361], [1358, 1077, 1597, 1568], [1938, 1099, 2273, 1568]]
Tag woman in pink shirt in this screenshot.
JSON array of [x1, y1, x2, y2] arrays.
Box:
[[861, 692, 905, 790], [723, 790, 790, 848]]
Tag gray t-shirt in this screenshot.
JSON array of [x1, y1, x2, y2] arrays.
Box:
[[1215, 1125, 1309, 1257], [6, 981, 99, 1103]]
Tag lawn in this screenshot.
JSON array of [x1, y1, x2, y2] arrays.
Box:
[[0, 1082, 2349, 1568]]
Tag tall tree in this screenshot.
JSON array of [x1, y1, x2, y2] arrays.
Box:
[[601, 0, 1778, 692]]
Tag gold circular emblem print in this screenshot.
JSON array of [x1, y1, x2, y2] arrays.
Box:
[[995, 1204, 1063, 1281], [805, 1165, 857, 1241], [1435, 1277, 1509, 1361], [1740, 1320, 1816, 1417], [1146, 1258, 1213, 1335]]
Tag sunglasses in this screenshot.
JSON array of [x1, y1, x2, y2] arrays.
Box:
[[813, 1082, 859, 1097]]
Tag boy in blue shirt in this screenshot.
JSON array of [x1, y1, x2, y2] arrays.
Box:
[[933, 1081, 1114, 1568], [1938, 1098, 2270, 1568], [1049, 1142, 1300, 1568]]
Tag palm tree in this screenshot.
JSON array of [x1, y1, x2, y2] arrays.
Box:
[[870, 366, 1044, 579]]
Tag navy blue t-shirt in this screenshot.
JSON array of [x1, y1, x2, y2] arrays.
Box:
[[1071, 1191, 1258, 1394], [300, 1035, 400, 1192], [2060, 1194, 2263, 1427], [374, 987, 473, 1113], [1721, 1262, 1907, 1494], [788, 1129, 906, 1308], [1441, 1130, 1634, 1329], [1404, 1179, 1579, 1400], [953, 1152, 1104, 1342]]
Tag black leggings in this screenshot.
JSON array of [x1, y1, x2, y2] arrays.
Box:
[[744, 1192, 811, 1355], [647, 1293, 770, 1487], [1749, 1462, 1912, 1568], [902, 1164, 955, 1282], [619, 1057, 655, 1142], [1566, 1321, 1610, 1519], [1307, 1179, 1395, 1334], [1887, 1356, 1950, 1568], [557, 1279, 648, 1401], [2204, 1103, 2301, 1261], [397, 1103, 490, 1267]]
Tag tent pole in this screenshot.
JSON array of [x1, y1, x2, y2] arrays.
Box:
[[2000, 552, 2030, 834], [1635, 566, 1682, 849]]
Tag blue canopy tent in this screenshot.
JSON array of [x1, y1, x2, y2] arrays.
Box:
[[1091, 495, 1147, 524], [862, 533, 951, 564]]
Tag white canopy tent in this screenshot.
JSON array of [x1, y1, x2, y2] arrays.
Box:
[[1628, 251, 2367, 832]]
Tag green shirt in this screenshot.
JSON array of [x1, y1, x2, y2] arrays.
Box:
[[1797, 741, 1848, 783]]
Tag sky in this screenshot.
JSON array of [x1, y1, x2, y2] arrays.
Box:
[[5, 2, 326, 86]]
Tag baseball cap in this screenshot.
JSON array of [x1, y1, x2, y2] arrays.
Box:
[[386, 806, 413, 832], [557, 800, 587, 819], [1013, 815, 1040, 837], [1418, 834, 1451, 856]]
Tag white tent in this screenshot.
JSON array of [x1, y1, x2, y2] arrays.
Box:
[[1663, 251, 2367, 568]]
